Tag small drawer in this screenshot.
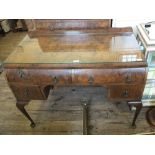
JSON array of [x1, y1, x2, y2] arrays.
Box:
[[6, 69, 33, 83], [108, 85, 144, 100], [9, 84, 44, 101]]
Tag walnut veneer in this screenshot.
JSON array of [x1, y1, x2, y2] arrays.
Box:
[[3, 20, 147, 128]]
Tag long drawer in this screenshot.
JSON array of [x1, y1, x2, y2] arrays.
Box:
[[6, 69, 72, 85], [6, 68, 146, 85], [71, 68, 146, 85]]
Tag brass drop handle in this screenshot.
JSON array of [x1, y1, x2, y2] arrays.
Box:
[[125, 74, 132, 83], [48, 25, 54, 31], [24, 88, 30, 97], [53, 76, 59, 84], [18, 69, 25, 78], [122, 90, 128, 97], [88, 76, 94, 84]]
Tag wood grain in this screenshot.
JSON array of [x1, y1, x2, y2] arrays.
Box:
[[4, 29, 144, 65], [0, 21, 149, 134], [0, 72, 154, 135], [25, 19, 112, 35]]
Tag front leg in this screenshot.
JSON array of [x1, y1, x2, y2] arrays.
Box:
[[16, 101, 36, 128], [128, 101, 142, 128]]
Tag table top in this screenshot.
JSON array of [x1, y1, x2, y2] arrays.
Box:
[[4, 28, 145, 68]]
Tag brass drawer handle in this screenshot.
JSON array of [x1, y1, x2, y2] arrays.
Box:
[[88, 76, 94, 84], [48, 25, 54, 31], [18, 69, 25, 78], [122, 90, 129, 97], [24, 88, 30, 97], [53, 76, 59, 84], [125, 74, 132, 83]]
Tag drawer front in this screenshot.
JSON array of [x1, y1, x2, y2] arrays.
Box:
[[9, 84, 44, 101], [6, 69, 32, 83], [72, 68, 146, 85], [6, 69, 72, 85], [29, 69, 72, 85], [108, 85, 144, 100], [6, 68, 146, 86]]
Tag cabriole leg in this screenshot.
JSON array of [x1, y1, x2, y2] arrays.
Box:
[[128, 101, 142, 128], [16, 101, 36, 128]]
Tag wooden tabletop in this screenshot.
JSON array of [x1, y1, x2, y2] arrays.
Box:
[[4, 28, 145, 67]]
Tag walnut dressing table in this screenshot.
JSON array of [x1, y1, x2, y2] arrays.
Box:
[[3, 20, 147, 129]]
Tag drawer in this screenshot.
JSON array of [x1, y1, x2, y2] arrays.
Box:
[[6, 69, 72, 85], [32, 69, 72, 85], [9, 84, 44, 101], [108, 85, 144, 100], [6, 69, 32, 83], [6, 68, 146, 86], [72, 68, 146, 85]]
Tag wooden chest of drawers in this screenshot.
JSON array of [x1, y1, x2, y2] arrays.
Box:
[[3, 21, 147, 128]]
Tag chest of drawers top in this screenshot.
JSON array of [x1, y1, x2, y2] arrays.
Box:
[[4, 26, 146, 69]]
